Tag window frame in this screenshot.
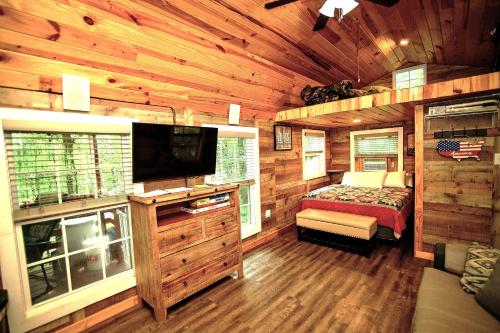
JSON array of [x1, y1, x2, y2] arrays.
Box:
[[0, 108, 136, 333], [349, 127, 404, 172], [302, 129, 326, 180], [392, 64, 427, 90], [202, 124, 262, 239], [16, 203, 134, 309]]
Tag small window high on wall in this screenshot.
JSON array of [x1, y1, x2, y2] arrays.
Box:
[[350, 127, 404, 172], [302, 129, 326, 180], [392, 64, 426, 90]]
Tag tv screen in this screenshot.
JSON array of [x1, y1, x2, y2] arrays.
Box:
[[132, 123, 218, 182]]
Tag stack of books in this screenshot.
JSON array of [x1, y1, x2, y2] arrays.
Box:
[[181, 193, 230, 214]]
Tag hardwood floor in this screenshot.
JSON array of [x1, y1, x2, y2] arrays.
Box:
[[91, 230, 430, 333]]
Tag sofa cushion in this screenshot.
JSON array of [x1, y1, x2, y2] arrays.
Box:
[[444, 243, 469, 276], [460, 242, 500, 294], [475, 260, 500, 320], [412, 268, 500, 333]]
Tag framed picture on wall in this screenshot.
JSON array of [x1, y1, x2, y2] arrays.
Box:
[[274, 125, 292, 151], [407, 133, 415, 156]]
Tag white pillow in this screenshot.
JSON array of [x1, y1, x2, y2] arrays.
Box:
[[341, 171, 387, 188], [384, 171, 406, 188]]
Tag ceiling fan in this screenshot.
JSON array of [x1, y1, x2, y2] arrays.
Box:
[[264, 0, 400, 31]]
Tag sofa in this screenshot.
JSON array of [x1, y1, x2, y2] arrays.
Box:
[[411, 243, 500, 333]]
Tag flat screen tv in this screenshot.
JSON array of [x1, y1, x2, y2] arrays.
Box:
[[132, 123, 218, 182]]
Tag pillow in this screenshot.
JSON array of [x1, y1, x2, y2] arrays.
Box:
[[460, 242, 500, 294], [475, 260, 500, 320], [341, 171, 387, 188], [383, 171, 406, 188]]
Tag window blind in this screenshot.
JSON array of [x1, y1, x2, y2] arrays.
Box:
[[354, 135, 398, 156], [303, 132, 325, 154], [5, 131, 133, 210], [208, 136, 257, 184]]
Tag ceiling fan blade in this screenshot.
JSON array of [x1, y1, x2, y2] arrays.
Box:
[[264, 0, 299, 9], [312, 13, 329, 31], [365, 0, 400, 6]]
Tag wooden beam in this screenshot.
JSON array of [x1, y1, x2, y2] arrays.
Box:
[[414, 104, 424, 256], [55, 296, 142, 333], [275, 72, 500, 128]]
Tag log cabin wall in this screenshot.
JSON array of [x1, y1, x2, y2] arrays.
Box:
[[0, 87, 331, 333], [421, 109, 499, 253], [330, 121, 415, 173]]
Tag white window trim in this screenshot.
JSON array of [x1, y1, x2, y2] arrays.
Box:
[[0, 108, 136, 333], [302, 129, 326, 180], [202, 124, 262, 239], [349, 127, 404, 172], [392, 64, 427, 90]]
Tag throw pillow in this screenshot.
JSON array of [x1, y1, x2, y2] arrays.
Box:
[[475, 260, 500, 320], [460, 242, 500, 294], [383, 171, 406, 188]]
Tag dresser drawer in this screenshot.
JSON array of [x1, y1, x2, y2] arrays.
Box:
[[205, 207, 239, 238], [162, 251, 239, 305], [158, 221, 203, 255], [160, 231, 239, 283]]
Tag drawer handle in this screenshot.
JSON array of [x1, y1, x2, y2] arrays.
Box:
[[183, 281, 188, 287], [180, 234, 186, 239], [222, 242, 226, 246], [182, 258, 187, 263], [221, 222, 226, 226], [223, 262, 228, 267]]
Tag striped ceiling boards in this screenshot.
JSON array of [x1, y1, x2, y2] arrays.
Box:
[[0, 0, 498, 118]]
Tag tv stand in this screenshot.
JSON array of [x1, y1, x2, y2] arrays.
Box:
[[128, 183, 243, 321]]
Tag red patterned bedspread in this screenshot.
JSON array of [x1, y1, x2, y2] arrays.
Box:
[[300, 185, 414, 237]]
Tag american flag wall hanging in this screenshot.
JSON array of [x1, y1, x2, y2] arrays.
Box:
[[436, 139, 485, 161]]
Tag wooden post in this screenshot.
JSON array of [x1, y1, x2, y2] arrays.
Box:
[[414, 104, 424, 257]]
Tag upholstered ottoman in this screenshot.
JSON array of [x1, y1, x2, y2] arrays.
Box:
[[296, 209, 377, 257]]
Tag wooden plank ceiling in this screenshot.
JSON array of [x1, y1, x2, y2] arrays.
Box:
[[0, 0, 498, 119]]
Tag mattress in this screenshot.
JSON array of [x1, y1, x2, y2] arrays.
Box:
[[300, 184, 414, 238]]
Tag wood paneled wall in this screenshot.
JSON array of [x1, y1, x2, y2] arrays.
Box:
[[0, 87, 332, 332], [367, 64, 492, 88], [330, 121, 415, 173], [422, 113, 498, 252]]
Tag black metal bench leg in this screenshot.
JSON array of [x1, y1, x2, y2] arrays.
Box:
[[297, 226, 303, 241]]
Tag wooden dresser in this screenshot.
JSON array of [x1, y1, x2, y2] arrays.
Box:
[[128, 184, 243, 321]]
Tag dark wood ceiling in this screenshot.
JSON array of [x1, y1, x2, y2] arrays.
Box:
[[178, 0, 498, 86]]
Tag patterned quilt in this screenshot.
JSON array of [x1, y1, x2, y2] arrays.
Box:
[[303, 184, 413, 211]]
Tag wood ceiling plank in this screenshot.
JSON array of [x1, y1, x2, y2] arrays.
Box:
[[438, 0, 456, 64], [465, 0, 487, 65], [421, 0, 445, 64], [407, 0, 436, 63]]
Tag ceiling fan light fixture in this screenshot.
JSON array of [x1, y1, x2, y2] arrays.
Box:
[[319, 0, 359, 18]]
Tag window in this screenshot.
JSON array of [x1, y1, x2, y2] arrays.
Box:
[[5, 132, 132, 212], [18, 205, 133, 306], [302, 129, 326, 180], [204, 125, 261, 239], [0, 109, 135, 332], [350, 127, 404, 172], [393, 64, 426, 90]]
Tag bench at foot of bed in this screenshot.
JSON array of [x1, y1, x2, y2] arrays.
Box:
[[296, 209, 378, 258]]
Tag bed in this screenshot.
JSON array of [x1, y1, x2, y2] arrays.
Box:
[[300, 184, 414, 239]]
